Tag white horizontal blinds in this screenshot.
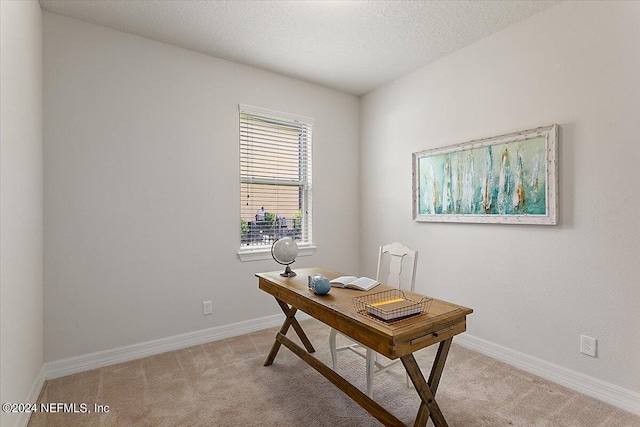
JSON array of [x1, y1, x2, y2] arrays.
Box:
[[240, 105, 313, 247]]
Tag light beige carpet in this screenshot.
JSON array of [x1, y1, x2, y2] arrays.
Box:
[[29, 319, 639, 426]]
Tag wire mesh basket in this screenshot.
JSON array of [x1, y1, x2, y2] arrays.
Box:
[[353, 289, 432, 325]]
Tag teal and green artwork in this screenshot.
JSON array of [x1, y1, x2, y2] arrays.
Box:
[[412, 125, 558, 225]]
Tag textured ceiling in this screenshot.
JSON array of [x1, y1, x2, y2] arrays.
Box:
[[39, 0, 559, 95]]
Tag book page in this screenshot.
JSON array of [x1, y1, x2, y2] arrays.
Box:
[[329, 276, 358, 287], [348, 277, 378, 291]]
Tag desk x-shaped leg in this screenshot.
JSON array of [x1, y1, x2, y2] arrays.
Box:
[[264, 298, 315, 366], [264, 295, 454, 427], [401, 338, 453, 427]]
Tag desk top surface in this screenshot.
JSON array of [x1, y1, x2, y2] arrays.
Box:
[[257, 267, 473, 358]]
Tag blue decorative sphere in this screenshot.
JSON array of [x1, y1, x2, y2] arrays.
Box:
[[311, 275, 331, 295]]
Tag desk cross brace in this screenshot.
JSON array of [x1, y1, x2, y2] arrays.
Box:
[[264, 297, 452, 427]]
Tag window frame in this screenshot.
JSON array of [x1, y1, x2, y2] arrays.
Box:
[[237, 104, 316, 261]]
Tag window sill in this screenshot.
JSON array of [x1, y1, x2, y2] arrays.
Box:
[[237, 245, 316, 262]]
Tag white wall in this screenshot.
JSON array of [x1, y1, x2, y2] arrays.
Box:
[[43, 13, 360, 362], [360, 0, 639, 394], [0, 1, 44, 426]]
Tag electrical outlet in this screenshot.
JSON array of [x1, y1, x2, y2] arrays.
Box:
[[580, 335, 596, 357], [203, 301, 213, 316]]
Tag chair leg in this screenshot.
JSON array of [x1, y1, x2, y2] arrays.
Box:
[[366, 347, 375, 398], [329, 328, 338, 371]]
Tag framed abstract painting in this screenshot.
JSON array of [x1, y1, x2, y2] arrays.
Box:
[[412, 124, 558, 225]]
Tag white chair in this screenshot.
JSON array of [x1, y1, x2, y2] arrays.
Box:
[[329, 242, 418, 398]]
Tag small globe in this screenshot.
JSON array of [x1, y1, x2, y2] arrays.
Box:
[[271, 237, 299, 277]]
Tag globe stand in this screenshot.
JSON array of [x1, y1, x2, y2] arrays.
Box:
[[281, 264, 296, 277]]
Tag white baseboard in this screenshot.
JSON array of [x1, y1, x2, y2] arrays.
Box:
[[455, 333, 640, 416], [16, 366, 45, 427], [44, 312, 308, 380]]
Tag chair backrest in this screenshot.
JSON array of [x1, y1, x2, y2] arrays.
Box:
[[375, 242, 418, 292]]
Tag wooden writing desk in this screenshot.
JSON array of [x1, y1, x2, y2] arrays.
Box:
[[257, 267, 473, 427]]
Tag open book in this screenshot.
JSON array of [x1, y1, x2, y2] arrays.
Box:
[[329, 276, 379, 291]]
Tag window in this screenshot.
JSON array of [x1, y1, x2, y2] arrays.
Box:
[[238, 104, 314, 259]]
